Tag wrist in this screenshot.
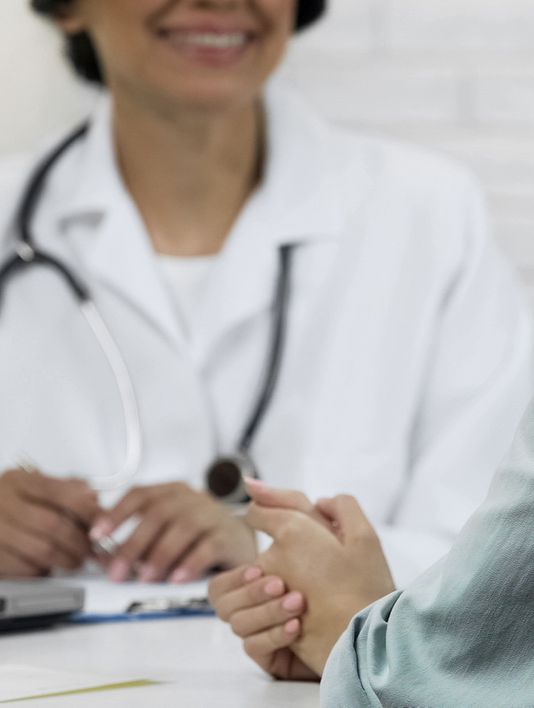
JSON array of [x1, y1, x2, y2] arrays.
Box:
[[309, 595, 366, 676]]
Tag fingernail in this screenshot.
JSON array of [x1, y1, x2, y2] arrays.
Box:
[[244, 477, 264, 488], [138, 564, 157, 583], [282, 591, 303, 612], [285, 618, 300, 635], [243, 566, 262, 583], [265, 578, 284, 597], [108, 558, 130, 583], [171, 568, 191, 585], [90, 519, 114, 541]]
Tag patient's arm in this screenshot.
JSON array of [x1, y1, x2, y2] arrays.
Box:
[[322, 400, 534, 708]]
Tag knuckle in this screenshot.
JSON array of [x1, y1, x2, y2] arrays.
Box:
[[337, 494, 353, 502], [38, 540, 56, 563], [144, 503, 170, 525], [160, 496, 184, 519], [150, 541, 177, 568], [129, 487, 145, 505], [170, 519, 194, 543], [243, 637, 258, 659], [229, 613, 246, 637], [250, 580, 268, 604], [37, 511, 63, 535], [266, 625, 283, 651], [130, 486, 155, 509], [291, 490, 310, 507], [2, 469, 17, 483], [78, 493, 100, 515], [277, 519, 300, 544], [364, 525, 379, 542], [212, 600, 227, 621], [181, 516, 204, 538], [118, 533, 143, 559], [191, 546, 212, 570], [204, 532, 223, 558], [183, 551, 211, 579], [268, 600, 285, 624], [335, 493, 355, 510], [120, 541, 143, 564], [353, 527, 377, 546], [162, 524, 192, 555], [215, 601, 231, 623], [66, 478, 88, 494], [57, 553, 81, 571], [207, 576, 222, 606], [1, 469, 23, 493], [353, 518, 377, 542]]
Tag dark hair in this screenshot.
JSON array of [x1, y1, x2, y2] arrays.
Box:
[[30, 0, 326, 85]]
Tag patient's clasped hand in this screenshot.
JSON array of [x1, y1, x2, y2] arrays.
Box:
[[209, 479, 395, 680]]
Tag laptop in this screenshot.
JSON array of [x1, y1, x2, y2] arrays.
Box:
[[0, 580, 85, 632]]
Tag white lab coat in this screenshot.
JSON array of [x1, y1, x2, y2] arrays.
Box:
[[0, 87, 531, 586]]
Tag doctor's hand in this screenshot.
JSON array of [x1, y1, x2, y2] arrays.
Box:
[[91, 482, 257, 583], [213, 480, 395, 678], [0, 468, 100, 578]]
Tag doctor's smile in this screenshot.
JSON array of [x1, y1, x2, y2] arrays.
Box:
[[154, 20, 262, 69]]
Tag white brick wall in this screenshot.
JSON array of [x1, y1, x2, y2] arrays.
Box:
[[2, 0, 534, 292], [279, 0, 534, 297]]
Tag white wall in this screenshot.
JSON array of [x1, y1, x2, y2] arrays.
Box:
[[3, 0, 534, 292], [0, 1, 95, 151]]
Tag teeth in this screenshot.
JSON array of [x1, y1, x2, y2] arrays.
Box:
[[182, 32, 247, 49]]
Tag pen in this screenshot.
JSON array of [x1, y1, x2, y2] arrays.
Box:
[[18, 460, 116, 559]]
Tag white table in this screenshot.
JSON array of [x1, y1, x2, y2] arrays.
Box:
[[0, 617, 320, 707]]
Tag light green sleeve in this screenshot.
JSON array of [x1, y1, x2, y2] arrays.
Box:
[[321, 399, 534, 708]]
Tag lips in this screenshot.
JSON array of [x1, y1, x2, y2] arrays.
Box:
[[159, 30, 253, 50], [156, 26, 258, 67]]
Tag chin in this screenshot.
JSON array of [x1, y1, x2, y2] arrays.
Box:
[[166, 82, 261, 115]]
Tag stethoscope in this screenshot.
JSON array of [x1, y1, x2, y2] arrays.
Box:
[[0, 124, 293, 502]]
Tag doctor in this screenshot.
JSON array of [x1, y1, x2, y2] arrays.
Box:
[[0, 0, 530, 583]]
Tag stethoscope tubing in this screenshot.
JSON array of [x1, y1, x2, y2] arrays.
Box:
[[238, 244, 293, 454], [0, 124, 142, 491]]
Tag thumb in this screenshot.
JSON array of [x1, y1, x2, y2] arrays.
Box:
[[316, 495, 376, 543]]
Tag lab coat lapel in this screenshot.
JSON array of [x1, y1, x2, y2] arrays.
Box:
[[85, 199, 185, 350], [193, 200, 278, 363], [45, 95, 185, 350]]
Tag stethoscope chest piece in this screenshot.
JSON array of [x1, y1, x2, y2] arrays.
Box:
[[206, 453, 257, 504]]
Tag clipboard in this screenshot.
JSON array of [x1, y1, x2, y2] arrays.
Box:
[[69, 596, 214, 624]]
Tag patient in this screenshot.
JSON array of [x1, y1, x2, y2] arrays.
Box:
[[210, 399, 534, 706]]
